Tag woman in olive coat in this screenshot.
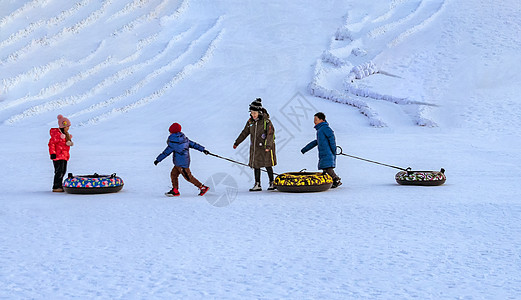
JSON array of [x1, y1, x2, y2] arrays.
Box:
[[233, 98, 277, 191]]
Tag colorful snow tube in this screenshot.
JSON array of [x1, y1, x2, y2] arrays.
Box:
[[395, 168, 446, 186], [63, 173, 124, 194], [274, 171, 333, 192]]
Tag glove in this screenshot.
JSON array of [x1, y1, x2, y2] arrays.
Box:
[[50, 154, 56, 160], [154, 160, 159, 166], [233, 144, 237, 149], [203, 150, 210, 155]]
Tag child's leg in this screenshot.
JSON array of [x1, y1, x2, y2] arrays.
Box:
[[52, 160, 67, 189], [170, 166, 181, 189], [180, 167, 203, 188]]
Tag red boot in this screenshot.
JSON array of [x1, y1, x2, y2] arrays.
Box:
[[198, 185, 209, 196], [165, 188, 180, 197]]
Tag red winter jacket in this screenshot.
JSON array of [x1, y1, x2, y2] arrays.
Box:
[[48, 128, 71, 161]]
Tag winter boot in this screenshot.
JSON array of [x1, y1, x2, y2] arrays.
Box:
[[52, 188, 64, 193], [165, 188, 180, 197], [267, 181, 276, 191], [198, 185, 210, 196], [249, 182, 262, 192], [331, 178, 342, 188]]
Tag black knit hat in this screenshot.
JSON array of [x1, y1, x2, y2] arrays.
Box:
[[249, 98, 263, 112]]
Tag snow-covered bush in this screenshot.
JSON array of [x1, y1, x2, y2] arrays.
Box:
[[351, 47, 367, 57], [321, 50, 346, 67], [347, 61, 379, 81], [334, 26, 353, 41]]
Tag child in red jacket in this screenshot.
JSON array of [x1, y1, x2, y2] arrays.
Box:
[[48, 115, 74, 192]]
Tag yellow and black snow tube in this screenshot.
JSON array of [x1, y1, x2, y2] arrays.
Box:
[[274, 172, 333, 192]]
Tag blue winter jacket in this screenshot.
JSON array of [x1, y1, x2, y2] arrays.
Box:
[[156, 132, 205, 168], [301, 121, 337, 169]]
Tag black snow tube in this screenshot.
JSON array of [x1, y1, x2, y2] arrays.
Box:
[[274, 172, 333, 193], [395, 168, 446, 186], [63, 173, 124, 194]]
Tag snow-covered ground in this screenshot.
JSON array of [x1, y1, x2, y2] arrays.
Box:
[[1, 0, 521, 298]]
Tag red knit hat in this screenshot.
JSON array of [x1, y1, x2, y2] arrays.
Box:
[[169, 122, 182, 133]]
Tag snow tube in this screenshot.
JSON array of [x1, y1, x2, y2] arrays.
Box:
[[395, 168, 446, 186], [63, 173, 124, 194], [274, 171, 333, 192]]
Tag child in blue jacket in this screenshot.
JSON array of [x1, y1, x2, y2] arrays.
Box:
[[301, 112, 342, 188], [154, 123, 210, 197]]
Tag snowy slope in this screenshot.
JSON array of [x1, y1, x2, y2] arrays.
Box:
[[1, 0, 521, 299]]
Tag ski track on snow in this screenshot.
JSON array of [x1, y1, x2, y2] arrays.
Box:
[[0, 0, 114, 65], [310, 0, 446, 127], [368, 0, 423, 39], [2, 27, 178, 113], [0, 39, 104, 102], [108, 0, 152, 21], [7, 19, 220, 125], [0, 0, 91, 50], [1, 0, 224, 126], [0, 0, 50, 29], [113, 0, 171, 36], [80, 26, 225, 126], [388, 0, 447, 48], [70, 21, 217, 120]]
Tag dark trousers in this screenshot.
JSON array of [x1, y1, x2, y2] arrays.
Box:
[[53, 160, 67, 189], [323, 167, 340, 181], [254, 167, 274, 183], [171, 166, 202, 189]]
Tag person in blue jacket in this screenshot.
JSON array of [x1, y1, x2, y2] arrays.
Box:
[[301, 112, 342, 188], [154, 122, 210, 197]]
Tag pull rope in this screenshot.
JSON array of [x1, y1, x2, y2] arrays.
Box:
[[336, 146, 411, 172], [207, 152, 280, 176]]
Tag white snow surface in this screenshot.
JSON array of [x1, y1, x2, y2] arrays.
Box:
[[1, 0, 521, 298]]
